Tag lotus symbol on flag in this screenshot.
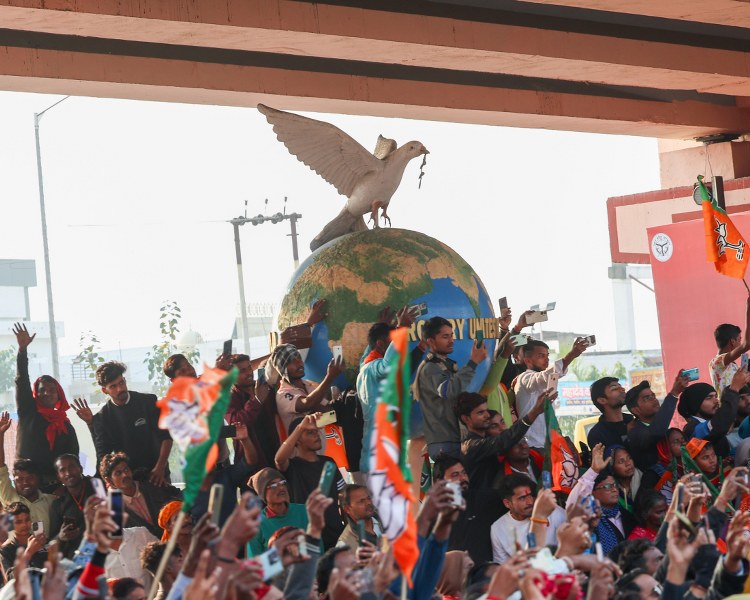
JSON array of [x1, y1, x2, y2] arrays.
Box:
[[161, 395, 207, 454]]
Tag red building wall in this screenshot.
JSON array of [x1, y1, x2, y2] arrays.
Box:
[[648, 213, 750, 387]]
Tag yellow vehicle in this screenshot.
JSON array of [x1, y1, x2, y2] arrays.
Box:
[[573, 415, 600, 451]]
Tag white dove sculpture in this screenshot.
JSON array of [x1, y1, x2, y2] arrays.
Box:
[[257, 104, 429, 251]]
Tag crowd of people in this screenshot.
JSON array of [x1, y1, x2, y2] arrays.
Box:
[[5, 295, 750, 600]]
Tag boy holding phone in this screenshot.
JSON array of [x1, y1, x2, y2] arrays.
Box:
[[273, 415, 345, 549]]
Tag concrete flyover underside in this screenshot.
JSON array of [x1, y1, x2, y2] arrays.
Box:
[[1, 0, 750, 138]]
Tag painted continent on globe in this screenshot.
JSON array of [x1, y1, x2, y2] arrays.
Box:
[[276, 228, 496, 387]]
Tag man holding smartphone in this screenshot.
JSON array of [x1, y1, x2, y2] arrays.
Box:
[[49, 454, 96, 558], [415, 317, 487, 460], [513, 338, 588, 451], [627, 371, 689, 470], [269, 344, 345, 436], [357, 307, 421, 476]]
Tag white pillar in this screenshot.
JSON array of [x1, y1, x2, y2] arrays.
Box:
[[609, 263, 637, 351]]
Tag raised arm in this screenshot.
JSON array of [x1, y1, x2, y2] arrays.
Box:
[[723, 296, 750, 366], [294, 359, 345, 413], [426, 343, 486, 406], [0, 412, 10, 470], [561, 337, 589, 371], [275, 414, 317, 471], [479, 334, 514, 396], [566, 443, 610, 509], [233, 422, 259, 466], [698, 369, 750, 441], [12, 323, 36, 414], [0, 413, 19, 509]]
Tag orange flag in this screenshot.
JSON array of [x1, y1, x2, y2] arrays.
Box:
[[699, 175, 748, 279], [543, 398, 579, 494]]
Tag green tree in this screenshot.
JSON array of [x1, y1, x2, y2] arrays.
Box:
[[569, 359, 627, 382], [0, 348, 15, 393], [144, 301, 200, 395], [74, 331, 105, 386]]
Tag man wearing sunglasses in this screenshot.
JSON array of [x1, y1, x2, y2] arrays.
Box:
[[566, 443, 636, 554], [247, 467, 309, 556]]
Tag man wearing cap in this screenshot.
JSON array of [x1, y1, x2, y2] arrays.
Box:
[[587, 377, 632, 451], [269, 343, 345, 437], [678, 368, 750, 459], [248, 467, 309, 556], [627, 371, 689, 471]]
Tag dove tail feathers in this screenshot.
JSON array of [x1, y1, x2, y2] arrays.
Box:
[[310, 208, 367, 251]]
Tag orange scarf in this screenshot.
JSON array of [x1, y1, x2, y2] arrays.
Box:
[[158, 501, 183, 542]]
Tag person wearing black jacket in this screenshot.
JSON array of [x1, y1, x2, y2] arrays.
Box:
[[93, 361, 172, 485], [627, 371, 688, 471], [459, 391, 547, 490], [588, 377, 633, 451], [679, 369, 750, 458], [12, 323, 79, 490]]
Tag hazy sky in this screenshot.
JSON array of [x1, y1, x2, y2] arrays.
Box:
[[0, 91, 662, 357]]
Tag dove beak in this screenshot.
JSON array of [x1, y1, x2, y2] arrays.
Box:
[[421, 146, 429, 155]]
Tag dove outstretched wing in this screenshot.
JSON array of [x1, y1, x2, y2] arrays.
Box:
[[258, 104, 380, 198]]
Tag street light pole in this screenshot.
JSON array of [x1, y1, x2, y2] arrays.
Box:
[[34, 95, 70, 380], [231, 218, 251, 356], [229, 207, 302, 355]]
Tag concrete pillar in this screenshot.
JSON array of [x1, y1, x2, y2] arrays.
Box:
[[609, 263, 637, 351]]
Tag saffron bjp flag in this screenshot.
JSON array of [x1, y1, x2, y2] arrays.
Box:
[[543, 398, 579, 494], [157, 366, 236, 511], [699, 175, 748, 279], [322, 423, 349, 470], [368, 327, 418, 584]]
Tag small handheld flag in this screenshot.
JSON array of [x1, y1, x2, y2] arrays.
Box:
[[543, 395, 579, 494], [157, 366, 236, 512]]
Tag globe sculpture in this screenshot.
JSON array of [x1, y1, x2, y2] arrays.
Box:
[[276, 228, 496, 389]]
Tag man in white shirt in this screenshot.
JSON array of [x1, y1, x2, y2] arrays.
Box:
[[513, 339, 588, 450], [490, 473, 566, 565], [105, 526, 158, 581]]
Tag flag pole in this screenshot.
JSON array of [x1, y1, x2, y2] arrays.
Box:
[[147, 511, 186, 600], [401, 575, 407, 600]]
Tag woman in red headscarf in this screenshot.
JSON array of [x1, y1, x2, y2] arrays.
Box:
[[13, 323, 79, 490]]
